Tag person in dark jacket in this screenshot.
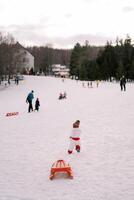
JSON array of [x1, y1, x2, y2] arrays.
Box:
[[35, 98, 40, 111], [26, 90, 34, 112], [120, 76, 126, 91], [59, 93, 63, 100]]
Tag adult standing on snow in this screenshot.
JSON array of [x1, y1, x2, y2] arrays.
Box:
[[120, 76, 126, 91], [26, 90, 34, 113]]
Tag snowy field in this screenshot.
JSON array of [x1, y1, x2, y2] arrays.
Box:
[[0, 75, 134, 200]]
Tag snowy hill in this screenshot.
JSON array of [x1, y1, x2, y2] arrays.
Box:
[[0, 76, 134, 200]]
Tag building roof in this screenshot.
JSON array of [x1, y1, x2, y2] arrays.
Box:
[[14, 42, 34, 57]]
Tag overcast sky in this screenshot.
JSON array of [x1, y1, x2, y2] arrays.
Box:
[[0, 0, 134, 48]]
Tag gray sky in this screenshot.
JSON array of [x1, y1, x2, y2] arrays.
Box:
[[0, 0, 134, 48]]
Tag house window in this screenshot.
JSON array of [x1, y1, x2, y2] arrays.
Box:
[[23, 58, 29, 62]]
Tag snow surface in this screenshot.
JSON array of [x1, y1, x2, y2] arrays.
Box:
[[0, 76, 134, 200]]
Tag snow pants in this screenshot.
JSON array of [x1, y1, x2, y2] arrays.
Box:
[[28, 100, 33, 112], [120, 83, 126, 91], [68, 138, 80, 154], [35, 105, 39, 111]]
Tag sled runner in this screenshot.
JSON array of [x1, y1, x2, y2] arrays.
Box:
[[49, 159, 73, 180]]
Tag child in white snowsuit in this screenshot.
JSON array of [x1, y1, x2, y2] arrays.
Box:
[[68, 120, 81, 154]]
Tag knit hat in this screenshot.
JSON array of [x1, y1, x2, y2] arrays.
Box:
[[73, 120, 80, 128]]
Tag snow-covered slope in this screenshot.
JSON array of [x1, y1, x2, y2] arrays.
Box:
[[0, 76, 134, 200]]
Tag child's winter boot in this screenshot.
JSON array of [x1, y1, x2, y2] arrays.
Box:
[[76, 145, 80, 153], [68, 150, 72, 154]]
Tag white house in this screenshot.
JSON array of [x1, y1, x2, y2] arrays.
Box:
[[14, 42, 34, 74], [51, 64, 70, 77]]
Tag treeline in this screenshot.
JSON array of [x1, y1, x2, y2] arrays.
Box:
[[27, 43, 101, 75], [0, 33, 16, 78], [0, 32, 102, 78], [27, 46, 71, 74], [1, 31, 134, 81], [0, 32, 72, 77], [70, 35, 134, 81]]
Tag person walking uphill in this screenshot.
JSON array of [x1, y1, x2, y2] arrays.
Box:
[[68, 120, 81, 154], [120, 76, 126, 91], [26, 90, 34, 113]]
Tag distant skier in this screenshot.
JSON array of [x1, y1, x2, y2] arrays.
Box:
[[26, 90, 34, 113], [59, 93, 63, 100], [16, 76, 19, 85], [63, 91, 67, 99], [68, 120, 81, 154], [8, 76, 10, 85], [96, 80, 99, 87], [120, 76, 126, 91], [87, 81, 92, 88], [35, 98, 40, 111], [15, 75, 19, 85], [82, 82, 85, 87]]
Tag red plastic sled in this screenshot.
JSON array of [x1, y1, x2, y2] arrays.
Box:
[[49, 159, 73, 180], [6, 112, 19, 117]]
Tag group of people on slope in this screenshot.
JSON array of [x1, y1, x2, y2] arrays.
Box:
[[26, 92, 81, 154], [25, 75, 126, 154], [67, 76, 127, 154], [26, 90, 40, 113], [67, 75, 127, 154]]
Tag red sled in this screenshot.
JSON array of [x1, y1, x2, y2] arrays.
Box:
[[6, 112, 19, 117], [49, 159, 73, 180]]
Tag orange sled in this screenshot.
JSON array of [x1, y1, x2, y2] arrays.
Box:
[[49, 159, 73, 180]]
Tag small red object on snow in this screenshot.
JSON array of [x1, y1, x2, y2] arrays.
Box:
[[6, 112, 19, 117], [49, 159, 73, 180]]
